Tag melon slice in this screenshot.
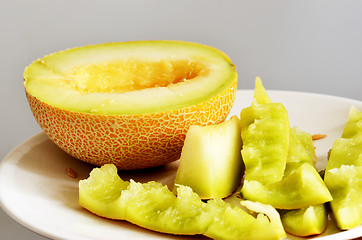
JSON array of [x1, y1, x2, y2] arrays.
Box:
[[24, 41, 237, 169], [173, 115, 243, 199]]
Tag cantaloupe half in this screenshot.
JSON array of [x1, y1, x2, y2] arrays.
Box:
[[24, 41, 237, 169]]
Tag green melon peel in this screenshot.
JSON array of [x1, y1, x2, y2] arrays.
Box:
[[324, 106, 362, 230], [240, 78, 331, 209], [79, 164, 285, 240]]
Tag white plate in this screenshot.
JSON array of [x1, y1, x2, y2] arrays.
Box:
[[1, 90, 362, 240]]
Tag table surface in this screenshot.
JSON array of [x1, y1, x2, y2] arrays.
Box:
[[1, 1, 362, 239]]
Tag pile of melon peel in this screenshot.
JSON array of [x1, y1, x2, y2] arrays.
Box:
[[79, 78, 362, 240]]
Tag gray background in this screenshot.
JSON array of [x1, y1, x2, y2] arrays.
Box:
[[1, 0, 361, 239]]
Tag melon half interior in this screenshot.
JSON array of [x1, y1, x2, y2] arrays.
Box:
[[24, 41, 236, 115], [24, 41, 237, 169]]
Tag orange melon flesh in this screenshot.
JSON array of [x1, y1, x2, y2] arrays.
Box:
[[70, 59, 206, 94], [24, 41, 237, 169]]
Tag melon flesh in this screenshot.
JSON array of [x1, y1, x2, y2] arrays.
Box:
[[173, 115, 243, 199], [24, 41, 237, 115]]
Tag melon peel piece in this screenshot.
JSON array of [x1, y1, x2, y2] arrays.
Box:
[[241, 162, 332, 209], [240, 78, 332, 209], [240, 77, 290, 184], [324, 165, 362, 230], [79, 164, 285, 240], [324, 106, 362, 230], [239, 200, 286, 239], [78, 163, 129, 219], [204, 198, 284, 240], [281, 204, 328, 237], [241, 128, 332, 209], [253, 76, 272, 104]]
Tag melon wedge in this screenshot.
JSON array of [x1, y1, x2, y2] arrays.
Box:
[[24, 41, 237, 169], [173, 115, 243, 199]]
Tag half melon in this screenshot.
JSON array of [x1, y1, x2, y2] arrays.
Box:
[[24, 41, 237, 169]]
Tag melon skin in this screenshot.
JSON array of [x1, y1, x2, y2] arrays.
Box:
[[25, 80, 236, 169]]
